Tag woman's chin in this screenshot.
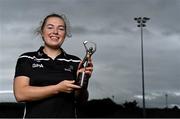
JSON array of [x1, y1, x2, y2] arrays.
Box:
[[45, 43, 61, 49]]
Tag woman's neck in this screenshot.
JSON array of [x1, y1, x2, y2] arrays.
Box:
[[43, 46, 61, 59]]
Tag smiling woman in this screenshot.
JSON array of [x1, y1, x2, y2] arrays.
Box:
[[13, 13, 93, 118]]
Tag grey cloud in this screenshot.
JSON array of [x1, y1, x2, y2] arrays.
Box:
[[72, 25, 121, 35], [71, 26, 89, 34], [133, 90, 180, 108]]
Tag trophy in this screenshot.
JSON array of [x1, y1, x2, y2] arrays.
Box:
[[76, 41, 96, 89]]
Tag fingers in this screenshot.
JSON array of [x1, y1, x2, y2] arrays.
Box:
[[78, 58, 93, 68], [66, 80, 81, 89], [66, 83, 81, 93], [78, 61, 83, 69], [57, 80, 81, 93], [77, 66, 93, 77], [77, 58, 93, 75], [78, 67, 93, 72]]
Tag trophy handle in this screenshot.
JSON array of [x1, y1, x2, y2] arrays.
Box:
[[81, 41, 96, 65], [76, 41, 96, 88], [83, 41, 96, 56]]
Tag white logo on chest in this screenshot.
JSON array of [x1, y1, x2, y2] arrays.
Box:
[[64, 65, 73, 72], [32, 63, 44, 68]]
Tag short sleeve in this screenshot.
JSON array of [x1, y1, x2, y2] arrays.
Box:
[[14, 57, 32, 78]]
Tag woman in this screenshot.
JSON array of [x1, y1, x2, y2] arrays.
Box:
[[13, 13, 93, 118]]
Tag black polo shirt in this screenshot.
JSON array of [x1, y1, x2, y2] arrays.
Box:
[[14, 46, 81, 118]]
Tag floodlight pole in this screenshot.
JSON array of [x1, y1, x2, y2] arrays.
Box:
[[165, 93, 168, 108], [134, 17, 150, 118]]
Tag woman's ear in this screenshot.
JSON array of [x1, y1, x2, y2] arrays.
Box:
[[40, 30, 44, 39]]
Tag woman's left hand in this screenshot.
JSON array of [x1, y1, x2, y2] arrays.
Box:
[[77, 58, 93, 77]]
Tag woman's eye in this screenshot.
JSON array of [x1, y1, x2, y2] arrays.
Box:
[[47, 26, 53, 29], [59, 27, 65, 31]]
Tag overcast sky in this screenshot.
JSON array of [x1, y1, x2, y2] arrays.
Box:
[[0, 0, 180, 108]]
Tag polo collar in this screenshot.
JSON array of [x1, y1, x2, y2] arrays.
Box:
[[37, 46, 67, 58]]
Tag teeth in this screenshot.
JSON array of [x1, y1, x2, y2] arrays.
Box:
[[50, 36, 59, 40]]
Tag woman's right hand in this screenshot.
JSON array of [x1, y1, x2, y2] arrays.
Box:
[[56, 80, 81, 93], [14, 76, 80, 102]]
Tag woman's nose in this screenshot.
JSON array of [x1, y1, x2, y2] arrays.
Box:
[[53, 28, 58, 34]]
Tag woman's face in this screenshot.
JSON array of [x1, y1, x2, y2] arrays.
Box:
[[41, 17, 66, 49]]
